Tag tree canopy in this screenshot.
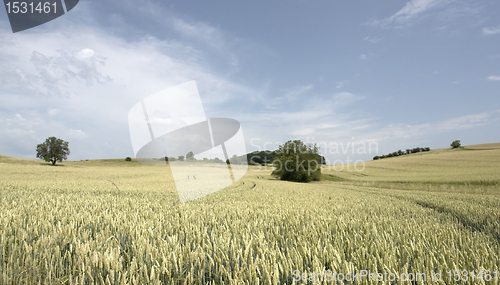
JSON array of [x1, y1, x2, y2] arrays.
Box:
[[36, 137, 70, 165], [451, 140, 461, 148], [272, 140, 322, 182]]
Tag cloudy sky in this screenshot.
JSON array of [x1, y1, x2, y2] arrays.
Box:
[[1, 0, 499, 162]]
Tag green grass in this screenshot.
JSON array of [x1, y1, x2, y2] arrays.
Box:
[[1, 150, 500, 284]]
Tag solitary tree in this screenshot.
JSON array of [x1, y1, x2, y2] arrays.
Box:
[[272, 140, 322, 182], [451, 140, 461, 148], [36, 137, 70, 165]]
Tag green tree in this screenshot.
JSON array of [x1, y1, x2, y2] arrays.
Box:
[[125, 157, 132, 161], [186, 151, 195, 161], [178, 155, 185, 161], [272, 140, 321, 182], [451, 140, 461, 148], [36, 137, 70, 165]]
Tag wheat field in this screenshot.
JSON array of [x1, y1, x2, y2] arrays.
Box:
[[1, 151, 499, 284], [322, 148, 500, 187]]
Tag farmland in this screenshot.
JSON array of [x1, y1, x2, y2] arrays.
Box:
[[1, 147, 500, 284]]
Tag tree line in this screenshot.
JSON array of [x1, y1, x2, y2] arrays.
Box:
[[373, 147, 430, 160]]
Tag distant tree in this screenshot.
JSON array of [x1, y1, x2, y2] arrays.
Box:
[[168, 157, 176, 162], [247, 151, 277, 165], [451, 140, 461, 149], [397, 150, 404, 156], [36, 137, 70, 165], [229, 154, 241, 165], [373, 156, 380, 160], [272, 140, 321, 183], [186, 151, 195, 161], [178, 155, 185, 161], [424, 147, 430, 151], [406, 149, 411, 155], [125, 157, 132, 161], [213, 157, 222, 163]]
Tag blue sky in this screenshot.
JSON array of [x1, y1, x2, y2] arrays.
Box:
[[0, 0, 499, 162]]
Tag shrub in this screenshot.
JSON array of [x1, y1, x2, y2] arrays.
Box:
[[125, 157, 132, 161], [451, 140, 461, 148]]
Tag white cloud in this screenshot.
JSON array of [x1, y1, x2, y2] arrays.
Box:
[[263, 84, 315, 109], [359, 54, 368, 60], [333, 92, 365, 106], [364, 36, 382, 43], [487, 75, 500, 81], [280, 84, 314, 98], [47, 108, 59, 116], [290, 128, 316, 136], [368, 0, 451, 28], [0, 6, 261, 160], [67, 129, 88, 139], [375, 112, 493, 141], [482, 27, 500, 35]]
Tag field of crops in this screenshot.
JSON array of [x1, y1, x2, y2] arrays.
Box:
[[1, 151, 499, 284], [322, 147, 500, 188], [464, 143, 500, 150]]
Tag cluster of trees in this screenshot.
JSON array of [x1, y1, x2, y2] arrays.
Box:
[[165, 152, 223, 163], [373, 147, 430, 160], [161, 151, 246, 164], [247, 150, 326, 166], [247, 150, 278, 165], [271, 140, 322, 183]]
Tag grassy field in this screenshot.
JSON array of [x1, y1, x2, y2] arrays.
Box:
[[1, 150, 499, 284], [322, 147, 500, 193], [464, 143, 500, 150]]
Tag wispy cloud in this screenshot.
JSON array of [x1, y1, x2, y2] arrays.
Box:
[[264, 84, 315, 109], [332, 92, 365, 107], [364, 36, 382, 43], [0, 4, 262, 160], [359, 54, 368, 60], [483, 27, 500, 35], [487, 75, 500, 81], [280, 84, 314, 99], [368, 0, 451, 28]]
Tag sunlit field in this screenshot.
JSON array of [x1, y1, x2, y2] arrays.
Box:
[[1, 149, 499, 284], [322, 147, 500, 193]]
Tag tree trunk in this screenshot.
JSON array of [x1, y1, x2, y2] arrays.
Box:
[[51, 160, 56, 165]]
